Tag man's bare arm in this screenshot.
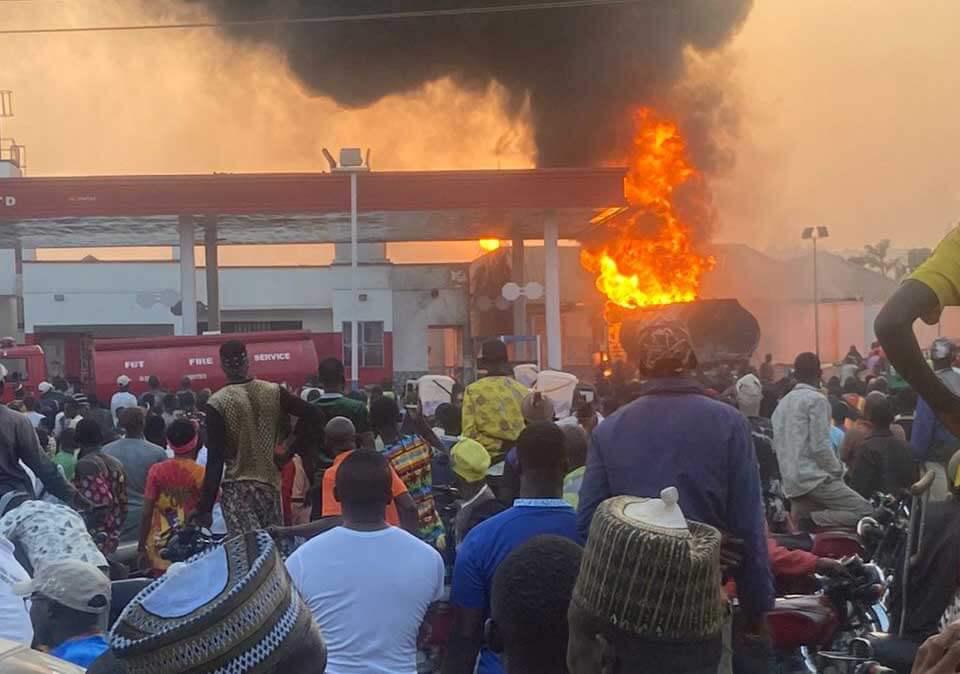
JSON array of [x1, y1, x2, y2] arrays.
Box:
[[876, 280, 960, 428], [270, 516, 342, 540], [441, 606, 485, 674], [395, 492, 420, 535]]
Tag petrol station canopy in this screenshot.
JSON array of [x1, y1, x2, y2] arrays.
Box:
[[0, 168, 627, 247]]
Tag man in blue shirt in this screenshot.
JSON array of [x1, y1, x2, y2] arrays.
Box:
[[443, 421, 577, 674], [912, 338, 960, 501], [576, 320, 774, 626], [17, 559, 110, 668]]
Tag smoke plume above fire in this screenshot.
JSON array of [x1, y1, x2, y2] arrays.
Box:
[[187, 0, 752, 169], [185, 0, 751, 305]]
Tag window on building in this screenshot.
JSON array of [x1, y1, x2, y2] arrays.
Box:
[[342, 321, 385, 368], [0, 358, 28, 383], [198, 320, 303, 334]]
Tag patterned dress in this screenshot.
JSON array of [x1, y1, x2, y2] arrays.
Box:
[[74, 449, 128, 554], [461, 376, 528, 464], [380, 434, 444, 548], [143, 458, 205, 572]]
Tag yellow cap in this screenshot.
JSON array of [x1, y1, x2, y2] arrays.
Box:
[[451, 438, 491, 483]]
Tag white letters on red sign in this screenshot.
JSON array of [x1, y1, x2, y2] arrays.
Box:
[[253, 352, 291, 362]]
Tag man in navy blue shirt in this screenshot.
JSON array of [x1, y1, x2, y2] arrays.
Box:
[[911, 338, 960, 501], [443, 421, 577, 674], [576, 320, 774, 626]]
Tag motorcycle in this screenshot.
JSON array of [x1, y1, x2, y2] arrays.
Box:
[[772, 529, 865, 560], [158, 518, 223, 564], [766, 556, 888, 673], [856, 493, 910, 581]]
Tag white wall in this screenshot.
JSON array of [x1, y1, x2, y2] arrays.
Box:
[[22, 263, 374, 336], [331, 289, 393, 333], [392, 288, 469, 372], [0, 251, 16, 339], [0, 251, 15, 295], [24, 262, 183, 333], [202, 268, 335, 312], [0, 296, 16, 338]]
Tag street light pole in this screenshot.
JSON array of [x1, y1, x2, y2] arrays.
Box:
[[350, 171, 359, 392], [802, 226, 830, 359], [333, 148, 369, 392], [813, 235, 820, 358]]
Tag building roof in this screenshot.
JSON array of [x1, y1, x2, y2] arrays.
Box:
[[0, 168, 626, 247], [473, 241, 899, 309], [701, 243, 898, 304]]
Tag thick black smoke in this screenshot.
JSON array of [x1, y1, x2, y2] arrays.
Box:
[[188, 0, 752, 168]]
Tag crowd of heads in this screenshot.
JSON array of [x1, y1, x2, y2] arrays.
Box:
[[4, 324, 946, 674]]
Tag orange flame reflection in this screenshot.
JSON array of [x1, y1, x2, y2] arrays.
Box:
[[581, 108, 714, 309]]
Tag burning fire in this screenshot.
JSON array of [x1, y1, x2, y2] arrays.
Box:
[[479, 239, 502, 252], [581, 108, 714, 310]]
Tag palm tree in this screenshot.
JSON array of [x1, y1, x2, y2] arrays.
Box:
[[848, 239, 895, 277], [848, 241, 932, 281]]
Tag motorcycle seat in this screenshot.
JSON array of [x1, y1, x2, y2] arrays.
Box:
[[859, 633, 918, 674], [772, 532, 814, 552], [767, 596, 836, 650]]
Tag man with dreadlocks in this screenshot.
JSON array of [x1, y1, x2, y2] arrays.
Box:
[[576, 320, 773, 642], [193, 340, 320, 536]]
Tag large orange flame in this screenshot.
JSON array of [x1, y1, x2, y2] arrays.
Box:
[[581, 108, 714, 310]]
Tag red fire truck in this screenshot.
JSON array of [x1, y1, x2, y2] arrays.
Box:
[[3, 331, 334, 403], [0, 338, 48, 403]]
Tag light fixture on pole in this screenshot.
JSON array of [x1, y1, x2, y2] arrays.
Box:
[[331, 147, 371, 392], [801, 226, 830, 358]]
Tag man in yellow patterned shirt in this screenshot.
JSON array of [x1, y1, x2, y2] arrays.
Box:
[[461, 340, 529, 465], [877, 225, 960, 435]]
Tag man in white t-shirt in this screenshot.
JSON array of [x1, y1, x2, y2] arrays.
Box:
[[110, 375, 138, 426], [286, 450, 444, 674]]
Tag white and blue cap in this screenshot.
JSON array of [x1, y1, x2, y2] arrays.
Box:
[[110, 532, 321, 674]]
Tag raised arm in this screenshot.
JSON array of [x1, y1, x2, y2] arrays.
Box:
[[279, 387, 316, 419], [195, 405, 225, 520], [877, 281, 960, 431]]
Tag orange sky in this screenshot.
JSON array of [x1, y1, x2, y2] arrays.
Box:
[[711, 0, 960, 253], [4, 0, 960, 262]]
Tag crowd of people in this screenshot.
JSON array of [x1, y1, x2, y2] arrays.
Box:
[[5, 247, 960, 672]]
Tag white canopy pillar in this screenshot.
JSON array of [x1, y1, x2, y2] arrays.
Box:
[[544, 212, 562, 369], [204, 216, 221, 334], [178, 215, 197, 336], [511, 234, 526, 337]]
